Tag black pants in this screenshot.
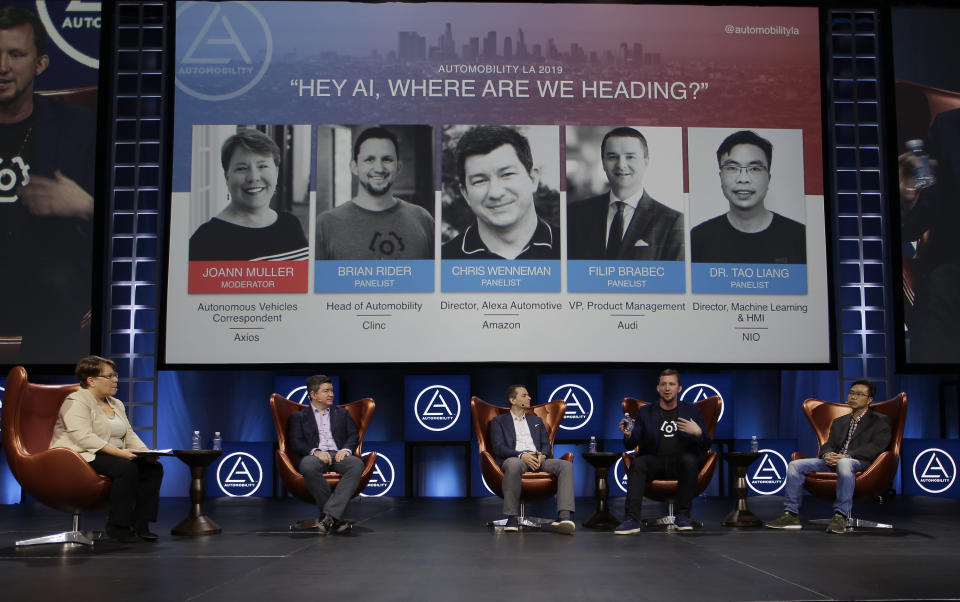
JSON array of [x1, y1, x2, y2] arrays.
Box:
[[625, 452, 700, 520], [88, 453, 164, 529]]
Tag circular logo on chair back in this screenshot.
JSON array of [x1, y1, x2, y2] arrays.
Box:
[[550, 384, 593, 431], [175, 1, 273, 101], [36, 1, 102, 69], [679, 383, 725, 424], [745, 449, 788, 495], [912, 448, 957, 494], [216, 451, 263, 497], [613, 452, 633, 493], [360, 451, 395, 497], [285, 385, 310, 405], [414, 385, 460, 431]]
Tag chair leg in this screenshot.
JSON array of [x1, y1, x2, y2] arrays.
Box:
[[16, 513, 97, 547], [643, 501, 677, 529], [489, 503, 552, 529], [809, 516, 893, 530]]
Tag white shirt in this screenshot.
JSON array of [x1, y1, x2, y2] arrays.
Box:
[[512, 413, 537, 453], [605, 188, 644, 247]]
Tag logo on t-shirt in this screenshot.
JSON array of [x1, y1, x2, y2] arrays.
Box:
[[368, 231, 406, 256], [0, 155, 30, 203], [660, 419, 677, 437]]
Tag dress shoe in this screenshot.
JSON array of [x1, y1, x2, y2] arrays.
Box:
[[136, 526, 159, 542], [106, 525, 142, 544], [290, 517, 327, 533]]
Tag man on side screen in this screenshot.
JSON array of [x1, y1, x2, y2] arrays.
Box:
[[489, 385, 575, 533], [286, 374, 364, 534], [765, 380, 891, 534], [614, 369, 711, 534]]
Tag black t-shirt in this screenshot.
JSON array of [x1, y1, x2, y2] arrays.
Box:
[[0, 115, 36, 331], [656, 407, 680, 456], [691, 212, 806, 263]]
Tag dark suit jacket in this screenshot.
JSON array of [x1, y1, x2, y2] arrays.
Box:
[[623, 401, 711, 458], [820, 409, 891, 467], [287, 404, 359, 459], [490, 411, 552, 466], [568, 191, 684, 260]]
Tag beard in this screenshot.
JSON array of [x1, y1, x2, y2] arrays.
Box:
[[361, 177, 393, 196]]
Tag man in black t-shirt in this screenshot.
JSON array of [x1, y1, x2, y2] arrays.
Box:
[[691, 130, 805, 264], [614, 369, 712, 535], [0, 7, 94, 363]]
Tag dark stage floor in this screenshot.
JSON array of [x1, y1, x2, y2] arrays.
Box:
[[0, 494, 957, 602]]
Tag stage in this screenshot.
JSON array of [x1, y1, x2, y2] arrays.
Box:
[[0, 495, 956, 601]]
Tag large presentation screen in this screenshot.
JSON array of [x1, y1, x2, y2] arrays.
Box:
[[165, 2, 830, 365]]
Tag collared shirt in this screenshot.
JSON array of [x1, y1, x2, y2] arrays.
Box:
[[605, 189, 644, 247], [441, 218, 559, 260], [512, 413, 537, 453], [312, 406, 340, 453], [840, 411, 866, 455]]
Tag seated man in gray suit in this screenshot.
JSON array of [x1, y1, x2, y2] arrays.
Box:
[[765, 379, 891, 534], [489, 385, 575, 534], [568, 126, 684, 260], [287, 374, 364, 534]]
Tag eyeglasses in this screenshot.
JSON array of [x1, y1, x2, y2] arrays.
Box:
[[721, 163, 768, 177], [96, 373, 119, 381], [848, 390, 870, 399]]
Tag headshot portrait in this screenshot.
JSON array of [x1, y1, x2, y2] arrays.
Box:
[[188, 125, 310, 262], [566, 126, 685, 261], [315, 124, 435, 260], [441, 125, 560, 260], [688, 128, 807, 264]]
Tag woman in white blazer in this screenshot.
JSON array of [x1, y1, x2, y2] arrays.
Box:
[[49, 356, 164, 543]]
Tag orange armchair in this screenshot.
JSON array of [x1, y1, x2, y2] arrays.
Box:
[[269, 394, 377, 504], [791, 393, 907, 529], [1, 366, 111, 546], [471, 396, 573, 528], [621, 396, 722, 528]]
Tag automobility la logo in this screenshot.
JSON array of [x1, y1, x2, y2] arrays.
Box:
[[414, 385, 460, 431], [551, 384, 593, 430], [285, 385, 310, 405], [680, 383, 725, 423], [746, 449, 788, 495], [360, 451, 395, 497], [216, 451, 263, 497], [175, 1, 272, 101], [613, 452, 633, 493], [36, 1, 101, 69], [912, 448, 957, 494]]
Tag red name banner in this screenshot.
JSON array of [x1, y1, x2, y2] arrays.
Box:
[[188, 261, 307, 294]]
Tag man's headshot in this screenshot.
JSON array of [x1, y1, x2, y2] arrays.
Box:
[[566, 126, 684, 261], [316, 124, 434, 260], [690, 129, 806, 264], [442, 125, 559, 260]]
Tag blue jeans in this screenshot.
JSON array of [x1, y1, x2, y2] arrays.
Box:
[[783, 457, 862, 518]]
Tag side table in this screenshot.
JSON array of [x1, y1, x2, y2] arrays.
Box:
[[171, 449, 223, 536], [721, 451, 763, 527], [581, 451, 621, 530]]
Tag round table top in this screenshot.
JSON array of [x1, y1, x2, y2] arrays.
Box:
[[582, 451, 621, 468], [722, 451, 761, 466], [173, 449, 223, 467]]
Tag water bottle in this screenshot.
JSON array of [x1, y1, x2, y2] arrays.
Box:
[[906, 139, 936, 190], [212, 432, 222, 451], [588, 436, 597, 453], [750, 435, 759, 453], [623, 412, 634, 432], [191, 430, 201, 450]]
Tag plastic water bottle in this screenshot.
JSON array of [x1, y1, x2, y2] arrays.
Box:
[[588, 436, 597, 453], [191, 430, 201, 450], [906, 139, 936, 190], [750, 436, 759, 453], [212, 432, 222, 451], [623, 412, 634, 432]]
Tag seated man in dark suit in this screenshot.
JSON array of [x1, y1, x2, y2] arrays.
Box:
[[765, 379, 891, 534], [615, 369, 710, 534], [568, 126, 684, 260], [489, 385, 575, 534], [286, 374, 363, 534]]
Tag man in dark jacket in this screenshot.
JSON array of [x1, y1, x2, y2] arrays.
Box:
[[615, 369, 711, 534], [287, 374, 363, 534], [765, 379, 891, 534]]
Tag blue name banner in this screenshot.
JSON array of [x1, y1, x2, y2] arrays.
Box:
[[441, 260, 560, 292], [903, 440, 960, 498], [207, 441, 274, 498], [568, 260, 685, 293], [273, 375, 341, 405], [537, 374, 603, 440], [692, 263, 807, 294], [404, 375, 471, 441], [360, 442, 405, 497], [315, 260, 433, 293]]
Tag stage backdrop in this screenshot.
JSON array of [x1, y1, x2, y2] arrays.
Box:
[[164, 2, 829, 366]]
